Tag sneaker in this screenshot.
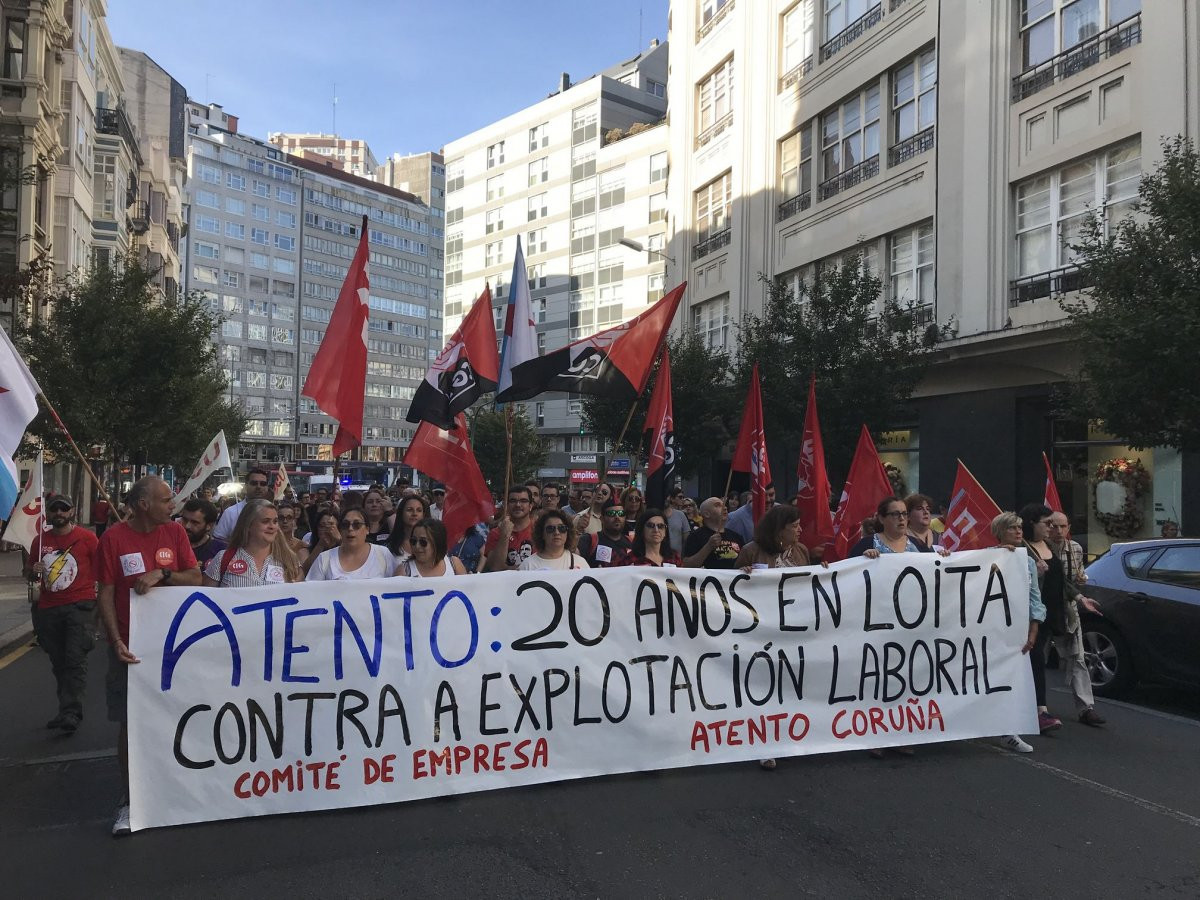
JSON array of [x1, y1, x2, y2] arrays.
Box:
[[999, 734, 1033, 753], [111, 803, 131, 837], [1038, 712, 1063, 734], [58, 713, 80, 734], [1079, 708, 1107, 727], [45, 714, 66, 729]]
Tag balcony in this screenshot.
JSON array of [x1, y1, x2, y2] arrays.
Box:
[[779, 55, 814, 92], [128, 202, 150, 234], [776, 192, 812, 223], [820, 3, 883, 63], [695, 110, 734, 150], [818, 154, 880, 201], [166, 221, 180, 253], [696, 0, 734, 42], [1012, 14, 1141, 102], [1009, 264, 1092, 306], [95, 106, 143, 167], [692, 227, 731, 261], [888, 126, 935, 166]]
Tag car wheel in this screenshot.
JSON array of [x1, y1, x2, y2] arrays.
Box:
[[1082, 620, 1135, 697]]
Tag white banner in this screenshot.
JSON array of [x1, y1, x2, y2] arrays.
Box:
[[4, 452, 46, 552], [171, 431, 232, 512], [128, 550, 1038, 831]]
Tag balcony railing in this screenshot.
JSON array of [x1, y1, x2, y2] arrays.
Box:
[[777, 192, 812, 223], [820, 3, 883, 63], [888, 126, 936, 166], [1012, 14, 1141, 102], [128, 202, 149, 234], [890, 0, 914, 10], [1009, 264, 1092, 306], [695, 110, 734, 149], [697, 0, 735, 41], [818, 154, 880, 201], [95, 106, 143, 166], [166, 221, 179, 252], [692, 227, 731, 261], [779, 55, 814, 91]]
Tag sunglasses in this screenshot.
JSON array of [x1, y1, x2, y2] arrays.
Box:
[[604, 509, 625, 517], [412, 537, 432, 547], [340, 521, 367, 531], [644, 522, 667, 530], [543, 524, 568, 534]]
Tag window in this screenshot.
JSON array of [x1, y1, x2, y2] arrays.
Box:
[[252, 203, 270, 222], [253, 180, 270, 198], [277, 210, 296, 228], [197, 164, 220, 184], [646, 79, 666, 98], [227, 172, 246, 191], [195, 190, 220, 209], [649, 191, 667, 223], [193, 265, 219, 284], [273, 258, 295, 275], [780, 128, 813, 201], [275, 234, 295, 251], [889, 222, 934, 305], [701, 0, 730, 25], [1146, 547, 1200, 588], [225, 197, 246, 216], [271, 327, 294, 344], [486, 207, 504, 235], [782, 1, 815, 77], [527, 228, 547, 255], [446, 158, 464, 193], [599, 167, 625, 209], [527, 192, 548, 221], [225, 222, 245, 240], [487, 174, 505, 201], [194, 214, 220, 234], [194, 241, 220, 260], [248, 275, 269, 293], [535, 402, 545, 428], [272, 280, 295, 297], [3, 18, 25, 78], [649, 152, 668, 184], [571, 219, 595, 255], [528, 157, 549, 187], [223, 271, 241, 288], [247, 323, 268, 342], [226, 246, 245, 265], [251, 227, 269, 245], [824, 0, 871, 39], [821, 82, 881, 178], [485, 240, 503, 267], [693, 295, 731, 349], [1014, 137, 1140, 276], [698, 58, 734, 133], [250, 252, 269, 270], [487, 140, 505, 168], [572, 105, 598, 145], [277, 186, 297, 204], [1020, 0, 1140, 70], [529, 123, 549, 151], [893, 49, 937, 142], [695, 172, 732, 240], [221, 321, 242, 339]]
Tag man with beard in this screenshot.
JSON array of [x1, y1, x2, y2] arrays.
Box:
[[179, 498, 225, 565], [25, 495, 99, 735]]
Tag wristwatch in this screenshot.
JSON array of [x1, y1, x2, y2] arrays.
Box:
[[160, 568, 172, 584]]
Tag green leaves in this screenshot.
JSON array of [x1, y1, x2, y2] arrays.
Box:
[[468, 403, 549, 490]]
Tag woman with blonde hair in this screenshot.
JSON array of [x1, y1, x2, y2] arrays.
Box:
[[203, 499, 303, 587]]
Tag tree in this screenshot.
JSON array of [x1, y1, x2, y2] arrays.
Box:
[[1062, 136, 1200, 451], [736, 262, 947, 486], [18, 256, 246, 474], [468, 404, 548, 492], [580, 330, 736, 478]]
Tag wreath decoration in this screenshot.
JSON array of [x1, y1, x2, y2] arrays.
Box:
[[1092, 456, 1150, 539], [884, 463, 907, 498]]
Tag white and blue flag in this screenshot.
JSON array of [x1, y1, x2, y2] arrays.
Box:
[[0, 326, 41, 518]]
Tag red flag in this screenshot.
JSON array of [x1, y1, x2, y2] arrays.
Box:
[[301, 215, 370, 458], [1042, 452, 1063, 513], [408, 285, 500, 429], [826, 425, 892, 562], [795, 374, 833, 552], [731, 363, 772, 524], [402, 413, 494, 543], [496, 283, 685, 402], [941, 460, 1003, 552], [642, 346, 675, 510]]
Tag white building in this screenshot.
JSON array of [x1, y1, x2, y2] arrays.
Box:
[[665, 0, 1196, 552], [443, 41, 670, 484], [268, 132, 379, 181]]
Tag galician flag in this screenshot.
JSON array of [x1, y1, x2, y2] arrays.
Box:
[[496, 235, 538, 401], [0, 325, 41, 520], [5, 451, 47, 553]]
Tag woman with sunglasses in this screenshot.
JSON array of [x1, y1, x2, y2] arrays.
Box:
[[306, 508, 396, 581], [203, 499, 303, 587], [620, 487, 645, 540], [619, 508, 679, 567], [520, 509, 590, 571], [396, 518, 467, 577], [386, 494, 431, 565]]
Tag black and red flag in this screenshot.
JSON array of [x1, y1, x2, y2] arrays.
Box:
[[642, 346, 675, 509], [495, 283, 685, 403], [407, 285, 499, 430], [730, 362, 772, 524]]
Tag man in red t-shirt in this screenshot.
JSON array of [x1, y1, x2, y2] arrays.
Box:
[[24, 495, 99, 734], [97, 476, 201, 836], [91, 496, 113, 537], [480, 484, 535, 571]]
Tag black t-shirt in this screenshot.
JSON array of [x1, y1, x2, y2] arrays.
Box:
[[579, 531, 632, 567], [683, 526, 743, 569]]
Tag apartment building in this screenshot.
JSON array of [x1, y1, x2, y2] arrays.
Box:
[[665, 0, 1197, 552], [268, 132, 378, 180], [185, 115, 442, 472], [442, 41, 669, 483]]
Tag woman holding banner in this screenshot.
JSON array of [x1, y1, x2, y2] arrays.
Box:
[[736, 505, 810, 570], [202, 499, 303, 587], [620, 509, 679, 567], [1018, 503, 1065, 734], [395, 518, 467, 577], [520, 509, 590, 571], [306, 508, 396, 581]]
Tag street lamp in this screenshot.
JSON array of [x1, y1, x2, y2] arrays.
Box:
[[618, 237, 676, 265]]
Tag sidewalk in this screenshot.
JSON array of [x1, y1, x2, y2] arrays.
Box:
[[0, 550, 35, 655]]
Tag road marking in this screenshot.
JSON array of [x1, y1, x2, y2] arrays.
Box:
[[0, 643, 34, 671], [0, 747, 117, 769], [1049, 687, 1200, 727], [985, 743, 1200, 829]]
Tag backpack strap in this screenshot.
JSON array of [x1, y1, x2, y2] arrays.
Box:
[[218, 546, 238, 581]]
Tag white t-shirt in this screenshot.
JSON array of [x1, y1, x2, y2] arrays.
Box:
[[519, 552, 590, 571], [212, 500, 245, 543], [305, 544, 395, 581]]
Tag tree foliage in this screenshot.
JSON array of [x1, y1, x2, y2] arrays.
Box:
[[17, 256, 245, 471], [580, 330, 736, 478], [736, 261, 947, 485], [1063, 136, 1200, 451], [468, 403, 548, 491]]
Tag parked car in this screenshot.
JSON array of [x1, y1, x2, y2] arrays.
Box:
[[1081, 539, 1200, 696]]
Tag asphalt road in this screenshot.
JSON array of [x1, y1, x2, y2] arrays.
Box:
[[2, 641, 1198, 899]]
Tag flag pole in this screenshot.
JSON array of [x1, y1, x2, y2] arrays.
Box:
[[502, 405, 513, 514], [956, 458, 1003, 511], [37, 392, 115, 508]]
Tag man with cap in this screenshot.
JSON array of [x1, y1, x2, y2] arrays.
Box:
[[430, 486, 445, 521], [24, 494, 100, 735]]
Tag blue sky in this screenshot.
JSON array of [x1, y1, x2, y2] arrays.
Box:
[[108, 0, 670, 159]]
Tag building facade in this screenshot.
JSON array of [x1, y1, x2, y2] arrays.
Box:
[[268, 132, 378, 180], [185, 115, 442, 473], [665, 0, 1198, 553], [442, 41, 670, 484]]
